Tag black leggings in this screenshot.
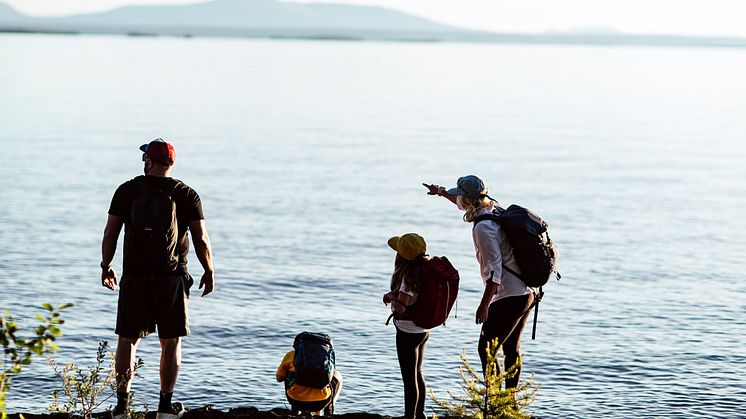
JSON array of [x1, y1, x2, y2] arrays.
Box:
[[478, 293, 534, 389], [396, 328, 430, 419]]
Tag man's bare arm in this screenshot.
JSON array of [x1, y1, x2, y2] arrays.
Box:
[[189, 219, 214, 296], [101, 214, 123, 290]]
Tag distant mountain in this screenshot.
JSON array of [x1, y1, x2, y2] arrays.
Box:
[[0, 0, 456, 33], [545, 26, 623, 36], [0, 1, 29, 22], [2, 0, 746, 47]]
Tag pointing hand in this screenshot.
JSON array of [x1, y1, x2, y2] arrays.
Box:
[[422, 183, 445, 196]]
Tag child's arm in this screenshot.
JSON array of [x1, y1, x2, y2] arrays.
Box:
[[393, 292, 412, 313], [276, 351, 292, 382], [383, 291, 397, 304]]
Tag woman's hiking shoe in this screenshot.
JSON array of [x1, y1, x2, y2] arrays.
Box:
[[156, 402, 185, 419]]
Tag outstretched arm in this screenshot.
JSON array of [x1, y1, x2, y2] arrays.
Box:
[[423, 183, 457, 205], [101, 214, 123, 290], [189, 219, 215, 297]]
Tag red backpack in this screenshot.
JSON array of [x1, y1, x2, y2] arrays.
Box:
[[389, 256, 460, 329]]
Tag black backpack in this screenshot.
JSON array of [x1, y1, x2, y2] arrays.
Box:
[[125, 177, 181, 273], [474, 204, 560, 339], [474, 204, 559, 288], [293, 332, 335, 389]]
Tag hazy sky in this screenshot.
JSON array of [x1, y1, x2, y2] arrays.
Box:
[[6, 0, 746, 37]]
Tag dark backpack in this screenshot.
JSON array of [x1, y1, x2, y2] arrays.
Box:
[[474, 204, 560, 340], [388, 257, 460, 329], [125, 177, 180, 273], [293, 332, 335, 389], [474, 204, 559, 288]]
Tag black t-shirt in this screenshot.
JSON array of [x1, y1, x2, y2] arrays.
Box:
[[108, 175, 204, 275]]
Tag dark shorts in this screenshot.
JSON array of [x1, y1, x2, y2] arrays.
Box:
[[115, 273, 193, 339], [286, 376, 339, 413]]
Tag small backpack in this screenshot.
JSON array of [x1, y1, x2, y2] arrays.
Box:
[[473, 204, 559, 288], [389, 257, 460, 329], [293, 332, 335, 389], [125, 177, 181, 273]]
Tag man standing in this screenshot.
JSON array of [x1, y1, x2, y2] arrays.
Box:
[[101, 139, 214, 419]]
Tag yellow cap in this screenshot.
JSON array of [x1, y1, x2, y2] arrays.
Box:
[[388, 233, 426, 260]]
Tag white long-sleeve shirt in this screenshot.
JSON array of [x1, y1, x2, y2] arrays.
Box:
[[393, 279, 429, 334], [472, 203, 532, 305]]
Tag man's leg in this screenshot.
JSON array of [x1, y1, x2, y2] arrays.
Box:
[[115, 336, 141, 390], [157, 337, 183, 417], [155, 274, 190, 418], [159, 337, 182, 393], [114, 336, 141, 416]]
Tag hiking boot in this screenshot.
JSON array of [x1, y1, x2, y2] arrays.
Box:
[[156, 402, 185, 419]]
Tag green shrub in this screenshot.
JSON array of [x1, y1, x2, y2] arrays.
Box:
[[0, 303, 73, 419], [48, 340, 144, 419], [430, 338, 540, 419]]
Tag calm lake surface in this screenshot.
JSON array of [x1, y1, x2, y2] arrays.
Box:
[[1, 34, 745, 418]]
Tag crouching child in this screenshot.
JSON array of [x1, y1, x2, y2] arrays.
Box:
[[276, 332, 343, 416]]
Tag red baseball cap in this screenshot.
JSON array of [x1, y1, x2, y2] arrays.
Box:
[[139, 138, 176, 166]]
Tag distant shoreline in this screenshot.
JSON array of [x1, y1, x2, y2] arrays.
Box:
[[8, 406, 395, 419], [2, 26, 746, 48]]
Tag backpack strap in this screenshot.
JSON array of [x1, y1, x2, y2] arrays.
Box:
[[285, 371, 297, 388], [473, 213, 501, 226], [508, 287, 544, 341], [529, 287, 543, 340], [135, 176, 150, 194]]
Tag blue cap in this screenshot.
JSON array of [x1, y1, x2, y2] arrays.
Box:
[[447, 175, 487, 199]]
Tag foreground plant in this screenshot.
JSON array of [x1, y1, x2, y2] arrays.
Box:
[[430, 338, 540, 419], [48, 340, 144, 419], [0, 303, 73, 419]]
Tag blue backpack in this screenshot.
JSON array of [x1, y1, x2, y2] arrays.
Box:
[[293, 332, 335, 389]]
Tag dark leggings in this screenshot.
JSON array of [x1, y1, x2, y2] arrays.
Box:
[[396, 328, 430, 419], [478, 293, 534, 389]]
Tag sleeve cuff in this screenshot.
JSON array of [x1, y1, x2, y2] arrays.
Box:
[[485, 269, 502, 284]]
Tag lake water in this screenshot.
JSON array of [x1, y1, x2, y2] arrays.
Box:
[[1, 34, 745, 418]]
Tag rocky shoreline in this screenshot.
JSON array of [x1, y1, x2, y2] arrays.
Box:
[[8, 407, 395, 419]]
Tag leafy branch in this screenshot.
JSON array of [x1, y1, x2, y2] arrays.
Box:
[[48, 340, 144, 419], [0, 303, 73, 419]]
